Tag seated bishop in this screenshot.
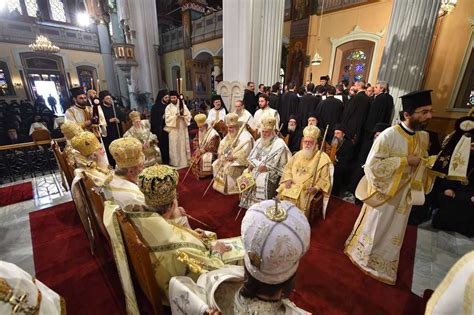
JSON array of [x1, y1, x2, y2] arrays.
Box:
[[169, 199, 311, 315], [277, 125, 333, 220], [191, 113, 220, 178], [103, 165, 245, 310], [213, 113, 254, 195], [239, 116, 291, 209], [124, 110, 161, 167]]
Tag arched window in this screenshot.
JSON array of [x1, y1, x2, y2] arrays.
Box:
[[49, 0, 67, 22], [333, 40, 375, 85], [0, 61, 16, 97]]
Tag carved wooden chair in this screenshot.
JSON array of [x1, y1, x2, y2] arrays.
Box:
[[116, 209, 164, 315], [51, 140, 74, 189]]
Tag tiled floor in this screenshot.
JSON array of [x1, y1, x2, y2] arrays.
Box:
[[412, 221, 474, 297], [0, 172, 71, 275]]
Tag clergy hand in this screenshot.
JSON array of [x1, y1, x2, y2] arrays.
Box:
[[195, 228, 205, 237], [284, 180, 293, 189], [83, 120, 92, 127], [407, 155, 420, 167], [178, 206, 186, 216], [143, 142, 150, 149], [470, 196, 474, 203], [307, 187, 317, 194], [258, 165, 268, 173], [225, 154, 235, 162], [213, 241, 232, 255], [109, 117, 119, 123], [444, 189, 455, 198], [248, 165, 254, 172], [205, 308, 222, 315]]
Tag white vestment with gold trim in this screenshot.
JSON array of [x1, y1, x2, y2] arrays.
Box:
[[344, 124, 434, 285], [165, 102, 191, 168]]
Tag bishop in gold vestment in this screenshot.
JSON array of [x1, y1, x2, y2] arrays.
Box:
[[191, 113, 220, 178], [345, 90, 437, 285], [277, 125, 332, 218]]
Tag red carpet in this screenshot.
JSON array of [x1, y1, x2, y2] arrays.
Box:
[[177, 170, 421, 315], [29, 170, 422, 315], [0, 182, 33, 207], [29, 202, 125, 315]]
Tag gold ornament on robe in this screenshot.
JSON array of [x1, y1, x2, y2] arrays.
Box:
[[225, 112, 240, 127], [303, 125, 320, 140], [129, 111, 141, 122]]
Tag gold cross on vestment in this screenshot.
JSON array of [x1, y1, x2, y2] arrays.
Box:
[[295, 164, 307, 176]]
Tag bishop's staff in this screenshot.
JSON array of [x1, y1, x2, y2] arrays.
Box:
[[201, 116, 251, 198], [111, 99, 121, 138], [303, 124, 329, 211]]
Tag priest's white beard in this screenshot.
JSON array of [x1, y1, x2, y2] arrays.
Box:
[[198, 127, 207, 143], [288, 125, 296, 132], [261, 135, 274, 147], [227, 131, 237, 142], [302, 147, 316, 159]]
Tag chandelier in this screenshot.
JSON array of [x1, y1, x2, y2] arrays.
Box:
[[439, 0, 457, 16], [29, 35, 60, 53]]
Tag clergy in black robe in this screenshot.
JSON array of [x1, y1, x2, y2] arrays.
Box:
[[282, 115, 303, 153], [243, 82, 258, 115], [100, 90, 125, 167], [151, 89, 170, 164], [268, 84, 280, 111], [331, 124, 354, 196], [341, 81, 371, 145], [297, 83, 321, 127], [335, 83, 349, 106], [362, 81, 394, 143], [279, 82, 299, 128], [316, 86, 344, 142]]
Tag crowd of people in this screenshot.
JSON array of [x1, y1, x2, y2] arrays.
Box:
[[1, 77, 472, 313]]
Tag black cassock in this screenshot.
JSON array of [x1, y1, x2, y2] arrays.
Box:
[[363, 93, 394, 137], [102, 104, 125, 167], [316, 96, 343, 141], [282, 127, 303, 154], [341, 91, 370, 144], [333, 138, 355, 195], [279, 91, 299, 127], [150, 101, 170, 164], [269, 93, 280, 111], [243, 89, 258, 116], [297, 94, 321, 127]]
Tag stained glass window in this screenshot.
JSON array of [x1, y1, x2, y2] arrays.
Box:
[[355, 63, 365, 73], [346, 50, 367, 61], [49, 0, 67, 22], [7, 0, 22, 14], [25, 0, 38, 17]]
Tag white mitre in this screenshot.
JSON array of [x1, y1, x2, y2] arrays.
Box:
[[0, 261, 64, 314], [241, 199, 311, 284]]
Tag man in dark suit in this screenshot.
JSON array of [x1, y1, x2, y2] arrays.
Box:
[[341, 80, 371, 146], [243, 82, 258, 115], [269, 84, 280, 111], [316, 86, 344, 142], [279, 82, 299, 128], [297, 82, 321, 128], [150, 89, 170, 164], [362, 81, 394, 144]]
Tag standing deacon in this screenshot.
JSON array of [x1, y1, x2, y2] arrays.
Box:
[[99, 90, 125, 167], [277, 125, 332, 219], [345, 90, 436, 285], [151, 89, 170, 164], [65, 87, 107, 138], [165, 90, 191, 168], [124, 111, 161, 167], [213, 113, 254, 195], [254, 94, 280, 133], [239, 116, 291, 209], [341, 80, 370, 145], [243, 81, 258, 115], [190, 113, 220, 178], [316, 85, 344, 141], [268, 83, 281, 111]]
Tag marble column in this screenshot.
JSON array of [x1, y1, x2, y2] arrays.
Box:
[[117, 0, 161, 104], [97, 21, 118, 95], [377, 0, 440, 120], [223, 0, 285, 85]]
